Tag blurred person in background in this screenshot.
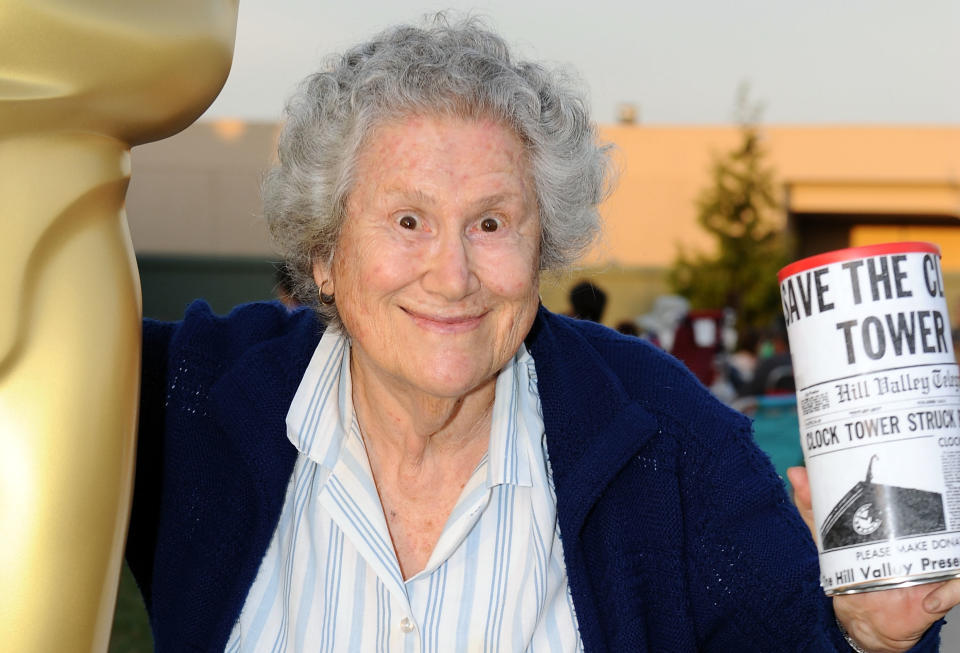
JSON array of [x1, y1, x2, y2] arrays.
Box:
[[615, 319, 640, 337], [745, 318, 794, 396], [126, 16, 957, 652], [727, 326, 760, 396], [567, 279, 607, 322]]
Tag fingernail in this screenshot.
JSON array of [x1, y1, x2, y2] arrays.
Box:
[[924, 596, 941, 612]]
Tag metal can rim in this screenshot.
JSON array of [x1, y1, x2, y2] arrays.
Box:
[[825, 569, 960, 596], [778, 241, 941, 283]]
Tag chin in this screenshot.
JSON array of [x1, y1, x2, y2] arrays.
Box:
[[411, 364, 493, 400]]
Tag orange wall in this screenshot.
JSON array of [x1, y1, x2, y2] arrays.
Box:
[[593, 125, 960, 269], [125, 121, 960, 325]]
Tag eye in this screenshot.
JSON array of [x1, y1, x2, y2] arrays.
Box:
[[397, 214, 419, 230], [479, 217, 501, 233]]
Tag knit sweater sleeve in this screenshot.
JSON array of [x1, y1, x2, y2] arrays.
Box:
[[125, 316, 177, 609], [678, 407, 942, 652], [527, 312, 943, 651]]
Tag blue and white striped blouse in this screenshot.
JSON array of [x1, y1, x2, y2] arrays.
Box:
[[225, 328, 582, 652]]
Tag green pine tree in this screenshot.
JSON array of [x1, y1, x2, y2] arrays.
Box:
[[668, 91, 788, 332]]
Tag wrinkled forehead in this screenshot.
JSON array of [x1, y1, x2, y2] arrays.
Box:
[[348, 109, 536, 198]]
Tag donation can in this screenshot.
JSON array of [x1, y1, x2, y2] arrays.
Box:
[[778, 242, 960, 594]]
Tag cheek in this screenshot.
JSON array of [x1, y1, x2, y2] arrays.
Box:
[[355, 229, 427, 284], [333, 241, 416, 319], [478, 243, 540, 299], [335, 235, 374, 290]]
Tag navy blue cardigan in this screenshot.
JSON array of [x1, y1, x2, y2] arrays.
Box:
[[128, 300, 942, 652]]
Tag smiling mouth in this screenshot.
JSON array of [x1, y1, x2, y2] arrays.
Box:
[[403, 308, 486, 334]]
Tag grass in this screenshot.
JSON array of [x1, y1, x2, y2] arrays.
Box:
[[108, 563, 153, 653]]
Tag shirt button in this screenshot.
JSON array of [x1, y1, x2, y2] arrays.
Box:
[[399, 617, 414, 633]]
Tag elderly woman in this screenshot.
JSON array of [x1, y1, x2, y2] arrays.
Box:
[[127, 18, 957, 652]]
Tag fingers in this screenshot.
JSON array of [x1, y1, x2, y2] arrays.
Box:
[[786, 466, 816, 541], [922, 577, 960, 616], [834, 583, 943, 652], [787, 466, 809, 506]]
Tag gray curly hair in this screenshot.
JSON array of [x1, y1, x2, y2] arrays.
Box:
[[263, 15, 614, 324]]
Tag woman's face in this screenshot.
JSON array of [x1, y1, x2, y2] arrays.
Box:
[[315, 114, 541, 401]]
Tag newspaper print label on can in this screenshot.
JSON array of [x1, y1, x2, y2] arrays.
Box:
[[778, 242, 960, 595]]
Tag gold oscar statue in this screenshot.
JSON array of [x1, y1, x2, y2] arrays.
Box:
[[0, 1, 238, 650]]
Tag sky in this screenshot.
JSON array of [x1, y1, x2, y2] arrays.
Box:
[[201, 0, 959, 126]]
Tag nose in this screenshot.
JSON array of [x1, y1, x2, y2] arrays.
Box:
[[421, 230, 481, 300]]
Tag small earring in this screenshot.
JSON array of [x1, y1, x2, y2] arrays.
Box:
[[319, 280, 335, 305]]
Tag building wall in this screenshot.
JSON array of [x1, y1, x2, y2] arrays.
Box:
[[593, 124, 960, 267], [586, 124, 960, 325], [126, 121, 960, 324], [127, 120, 280, 257]]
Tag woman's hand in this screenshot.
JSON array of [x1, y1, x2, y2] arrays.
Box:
[[787, 466, 960, 653]]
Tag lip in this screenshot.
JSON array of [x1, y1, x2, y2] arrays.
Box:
[[403, 308, 487, 334]]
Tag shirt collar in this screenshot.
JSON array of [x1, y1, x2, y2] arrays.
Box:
[[286, 331, 537, 488], [285, 327, 354, 470], [486, 343, 535, 488]]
